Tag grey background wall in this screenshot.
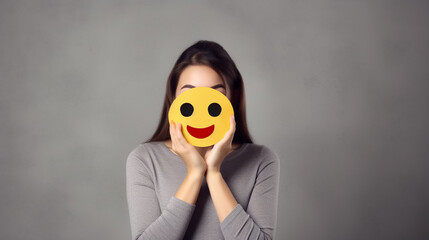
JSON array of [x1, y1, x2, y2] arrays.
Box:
[[1, 1, 428, 239]]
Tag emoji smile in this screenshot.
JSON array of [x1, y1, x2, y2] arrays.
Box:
[[187, 124, 215, 139]]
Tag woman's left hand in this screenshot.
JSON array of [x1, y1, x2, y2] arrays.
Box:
[[204, 115, 236, 173]]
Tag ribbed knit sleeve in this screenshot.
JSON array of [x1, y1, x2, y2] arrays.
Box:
[[126, 150, 196, 240], [219, 146, 281, 240]]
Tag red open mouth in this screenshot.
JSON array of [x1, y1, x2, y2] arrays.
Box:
[[187, 124, 215, 139]]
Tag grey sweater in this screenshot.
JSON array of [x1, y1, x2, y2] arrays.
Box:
[[126, 141, 280, 240]]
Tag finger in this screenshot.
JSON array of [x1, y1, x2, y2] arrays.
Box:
[[219, 115, 235, 145], [174, 122, 184, 146], [170, 121, 179, 148], [218, 128, 234, 147], [175, 122, 190, 146], [230, 115, 236, 132], [225, 115, 236, 139]]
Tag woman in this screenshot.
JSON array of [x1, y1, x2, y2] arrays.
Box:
[[126, 40, 280, 240]]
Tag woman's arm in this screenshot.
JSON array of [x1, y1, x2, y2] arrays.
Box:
[[175, 170, 205, 205], [207, 148, 281, 240], [126, 151, 203, 240], [170, 121, 207, 206]]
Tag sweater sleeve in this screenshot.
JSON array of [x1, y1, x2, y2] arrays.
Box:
[[219, 146, 281, 240], [126, 150, 196, 240]]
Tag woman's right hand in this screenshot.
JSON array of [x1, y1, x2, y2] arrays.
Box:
[[169, 121, 207, 175]]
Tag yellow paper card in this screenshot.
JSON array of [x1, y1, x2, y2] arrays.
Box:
[[168, 87, 234, 147]]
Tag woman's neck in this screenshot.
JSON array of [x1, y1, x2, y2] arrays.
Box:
[[194, 145, 213, 157]]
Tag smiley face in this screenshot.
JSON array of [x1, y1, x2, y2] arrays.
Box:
[[168, 87, 234, 147]]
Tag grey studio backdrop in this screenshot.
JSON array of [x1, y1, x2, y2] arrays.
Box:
[[1, 1, 428, 240]]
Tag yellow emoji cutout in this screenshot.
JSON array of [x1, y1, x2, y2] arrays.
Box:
[[168, 87, 234, 147]]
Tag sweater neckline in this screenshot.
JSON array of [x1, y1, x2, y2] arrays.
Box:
[[156, 141, 248, 163]]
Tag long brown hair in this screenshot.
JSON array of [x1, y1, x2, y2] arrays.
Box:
[[143, 40, 253, 144]]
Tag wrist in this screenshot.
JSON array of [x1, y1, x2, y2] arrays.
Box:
[[187, 169, 205, 179], [205, 170, 222, 184], [206, 168, 221, 175]]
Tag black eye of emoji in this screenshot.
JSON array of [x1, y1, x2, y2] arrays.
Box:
[[208, 103, 222, 117], [180, 103, 194, 117]]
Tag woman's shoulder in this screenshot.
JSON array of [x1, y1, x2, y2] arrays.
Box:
[[241, 142, 277, 156], [241, 143, 280, 177], [126, 141, 165, 163], [242, 142, 280, 164], [136, 141, 164, 152]]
